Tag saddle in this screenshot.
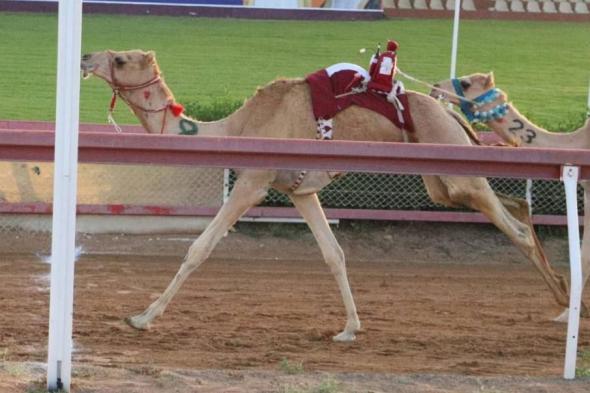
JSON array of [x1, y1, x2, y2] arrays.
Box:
[[305, 63, 415, 137]]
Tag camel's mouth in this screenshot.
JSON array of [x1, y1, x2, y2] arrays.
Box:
[[434, 92, 448, 101], [429, 87, 447, 101], [80, 62, 95, 80]]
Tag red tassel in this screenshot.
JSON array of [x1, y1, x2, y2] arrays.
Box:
[[170, 102, 184, 117]]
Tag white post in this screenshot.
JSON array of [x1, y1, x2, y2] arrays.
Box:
[[562, 165, 583, 379], [449, 0, 462, 79], [46, 0, 83, 391], [525, 179, 533, 215]]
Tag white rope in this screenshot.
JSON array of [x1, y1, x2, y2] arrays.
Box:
[[107, 111, 123, 133], [395, 68, 478, 105]]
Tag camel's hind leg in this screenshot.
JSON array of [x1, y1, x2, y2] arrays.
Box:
[[439, 175, 573, 311], [289, 193, 360, 342], [126, 170, 274, 330]]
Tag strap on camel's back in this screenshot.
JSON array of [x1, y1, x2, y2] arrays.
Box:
[[444, 107, 482, 146]]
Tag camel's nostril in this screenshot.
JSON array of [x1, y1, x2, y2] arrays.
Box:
[[82, 54, 91, 61]]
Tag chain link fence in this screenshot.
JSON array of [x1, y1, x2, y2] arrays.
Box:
[[0, 161, 224, 232], [229, 169, 582, 214], [0, 161, 583, 235]]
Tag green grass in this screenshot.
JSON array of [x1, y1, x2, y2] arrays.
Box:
[[281, 378, 342, 393], [577, 349, 590, 378], [278, 358, 305, 375], [0, 12, 588, 130]]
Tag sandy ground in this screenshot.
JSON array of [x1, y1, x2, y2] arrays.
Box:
[[0, 221, 589, 392]]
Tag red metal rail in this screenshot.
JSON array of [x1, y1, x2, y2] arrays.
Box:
[[1, 129, 590, 179], [1, 126, 589, 225]]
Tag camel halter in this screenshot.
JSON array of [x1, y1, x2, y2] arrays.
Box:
[[106, 53, 181, 134], [451, 79, 508, 123]]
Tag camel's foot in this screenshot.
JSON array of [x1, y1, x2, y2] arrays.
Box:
[[125, 314, 151, 330], [333, 331, 356, 342], [332, 319, 360, 342], [553, 304, 590, 323], [553, 308, 569, 323]]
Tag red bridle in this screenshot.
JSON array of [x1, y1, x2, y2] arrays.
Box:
[[106, 52, 183, 134]]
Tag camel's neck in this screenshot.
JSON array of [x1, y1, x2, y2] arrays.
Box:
[[487, 104, 590, 148], [118, 79, 240, 137]]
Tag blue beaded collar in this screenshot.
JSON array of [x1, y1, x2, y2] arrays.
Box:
[[452, 78, 508, 123]]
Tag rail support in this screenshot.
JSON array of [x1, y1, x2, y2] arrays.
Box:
[[562, 165, 583, 379]]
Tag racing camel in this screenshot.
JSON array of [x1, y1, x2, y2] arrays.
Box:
[[80, 50, 574, 341], [431, 72, 590, 321]]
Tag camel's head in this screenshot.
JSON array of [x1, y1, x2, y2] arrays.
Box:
[[80, 49, 160, 87], [433, 73, 521, 145], [429, 72, 496, 105]]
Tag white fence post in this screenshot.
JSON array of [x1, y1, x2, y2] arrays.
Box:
[[46, 0, 83, 391], [449, 0, 462, 80], [561, 165, 583, 379], [525, 179, 533, 215]]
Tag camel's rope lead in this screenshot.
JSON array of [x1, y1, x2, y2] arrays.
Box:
[[395, 68, 478, 105], [107, 111, 123, 134]]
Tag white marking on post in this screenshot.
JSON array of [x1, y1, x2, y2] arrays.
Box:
[[47, 0, 83, 391], [561, 165, 582, 379]]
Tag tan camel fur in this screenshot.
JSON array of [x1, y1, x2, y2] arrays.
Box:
[[80, 50, 574, 341], [432, 72, 590, 321]]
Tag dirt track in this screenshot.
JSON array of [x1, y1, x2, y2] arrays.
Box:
[[1, 222, 589, 391]]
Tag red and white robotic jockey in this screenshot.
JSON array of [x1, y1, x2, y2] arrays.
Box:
[[367, 40, 407, 112], [367, 40, 399, 96]]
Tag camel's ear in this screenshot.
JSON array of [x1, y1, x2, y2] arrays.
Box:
[[484, 72, 495, 89], [145, 50, 156, 65]]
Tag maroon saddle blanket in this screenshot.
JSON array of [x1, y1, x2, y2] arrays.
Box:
[[305, 64, 414, 132]]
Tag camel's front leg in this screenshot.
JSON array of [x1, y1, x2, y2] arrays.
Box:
[[289, 193, 360, 342], [440, 176, 573, 311], [126, 171, 273, 330], [554, 181, 590, 322]]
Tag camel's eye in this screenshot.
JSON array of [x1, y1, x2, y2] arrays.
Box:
[[460, 80, 471, 90], [114, 56, 126, 67]]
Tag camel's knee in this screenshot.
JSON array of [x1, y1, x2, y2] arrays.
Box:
[[182, 242, 212, 273], [426, 187, 453, 207], [423, 176, 459, 208], [446, 186, 473, 207], [443, 177, 491, 209], [322, 243, 346, 274]]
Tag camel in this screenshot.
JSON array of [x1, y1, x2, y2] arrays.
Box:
[[80, 50, 575, 341], [431, 72, 590, 321]]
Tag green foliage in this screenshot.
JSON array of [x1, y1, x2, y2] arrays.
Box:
[[280, 378, 342, 393], [183, 96, 243, 122], [311, 378, 341, 393], [576, 349, 590, 378], [279, 358, 305, 375], [0, 12, 588, 129]]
